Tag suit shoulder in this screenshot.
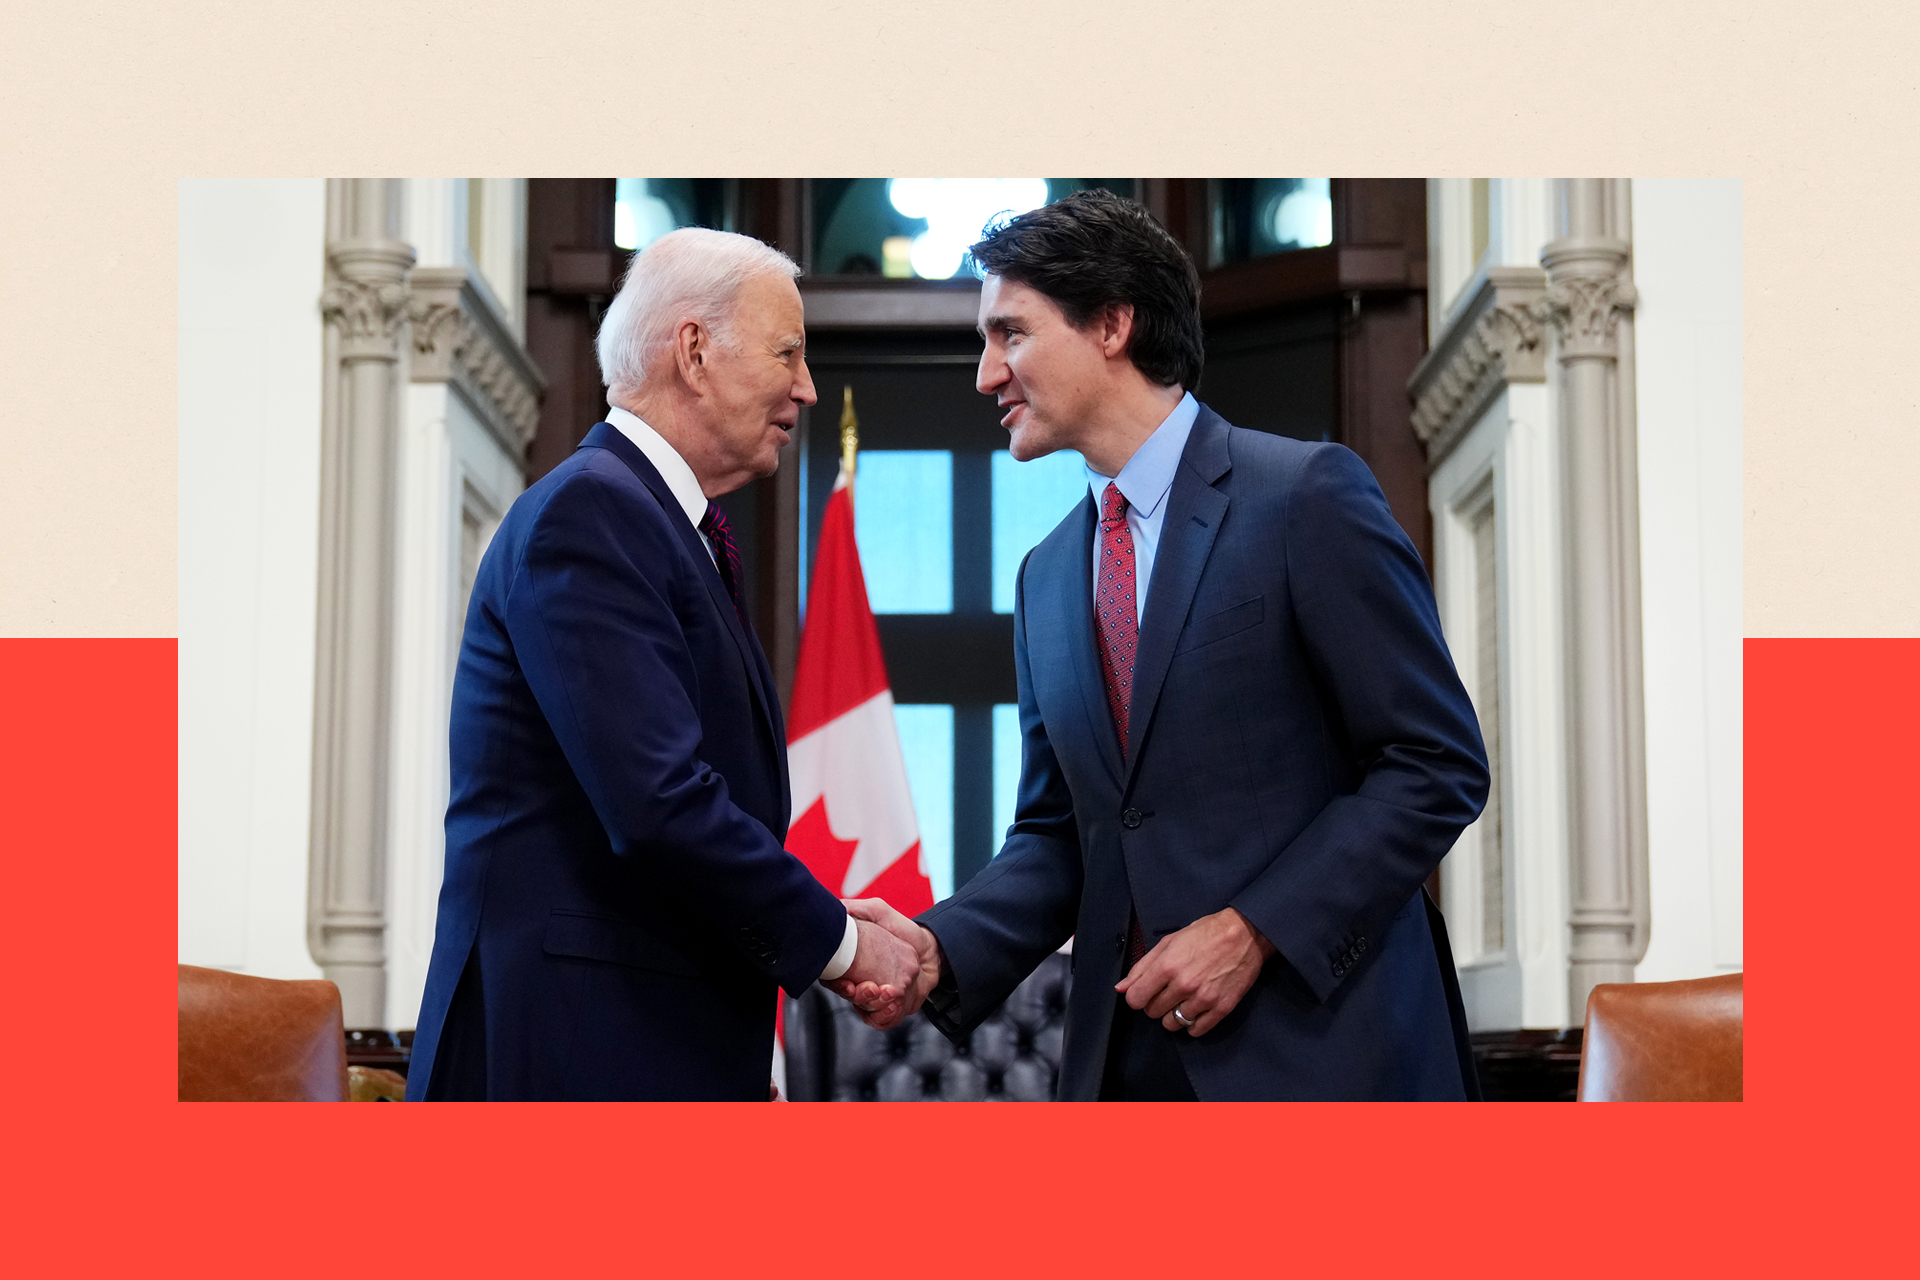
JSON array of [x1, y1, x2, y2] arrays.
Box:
[[525, 447, 674, 530], [493, 448, 683, 580], [1209, 421, 1366, 504], [1218, 422, 1334, 474]]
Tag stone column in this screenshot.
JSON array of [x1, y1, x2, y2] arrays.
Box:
[[1542, 179, 1650, 1020], [310, 179, 415, 1028]]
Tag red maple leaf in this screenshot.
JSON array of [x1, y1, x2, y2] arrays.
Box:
[[785, 797, 859, 896]]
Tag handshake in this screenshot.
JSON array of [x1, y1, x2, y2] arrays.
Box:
[[820, 897, 1280, 1038], [824, 898, 943, 1030]]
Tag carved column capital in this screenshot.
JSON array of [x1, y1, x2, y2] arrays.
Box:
[[1541, 235, 1636, 361], [321, 238, 417, 360]]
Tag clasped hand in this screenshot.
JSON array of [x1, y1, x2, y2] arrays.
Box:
[[822, 899, 942, 1030]]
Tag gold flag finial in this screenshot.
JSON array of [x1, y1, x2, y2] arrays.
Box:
[[840, 385, 859, 480]]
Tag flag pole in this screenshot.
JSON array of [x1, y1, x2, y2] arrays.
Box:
[[840, 385, 858, 483]]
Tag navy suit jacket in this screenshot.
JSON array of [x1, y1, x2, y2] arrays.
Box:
[[919, 406, 1489, 1100], [407, 422, 846, 1101]]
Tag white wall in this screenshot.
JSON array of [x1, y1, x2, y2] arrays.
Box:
[[1631, 179, 1744, 982], [178, 179, 326, 979]]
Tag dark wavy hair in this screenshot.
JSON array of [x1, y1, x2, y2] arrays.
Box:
[[968, 188, 1204, 391]]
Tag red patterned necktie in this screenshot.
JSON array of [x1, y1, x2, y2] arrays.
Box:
[[698, 501, 750, 630], [1094, 481, 1139, 755], [1093, 482, 1150, 970]]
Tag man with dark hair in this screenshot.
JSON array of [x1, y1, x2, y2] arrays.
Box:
[[840, 189, 1489, 1100]]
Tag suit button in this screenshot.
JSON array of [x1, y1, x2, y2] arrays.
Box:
[[1357, 938, 1368, 953], [1115, 933, 1127, 955], [1122, 808, 1142, 829], [1333, 962, 1346, 977]]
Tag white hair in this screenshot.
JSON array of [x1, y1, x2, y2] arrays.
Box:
[[595, 227, 802, 397]]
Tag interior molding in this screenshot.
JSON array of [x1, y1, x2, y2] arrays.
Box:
[[1408, 266, 1549, 471], [799, 279, 982, 329], [409, 266, 546, 469]]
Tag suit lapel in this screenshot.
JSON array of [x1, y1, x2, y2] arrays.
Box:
[[576, 423, 784, 771], [1123, 411, 1232, 784]]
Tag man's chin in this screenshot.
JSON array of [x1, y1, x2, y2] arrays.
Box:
[[757, 433, 792, 476], [1007, 429, 1058, 464]]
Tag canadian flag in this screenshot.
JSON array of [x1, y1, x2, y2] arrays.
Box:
[[773, 461, 933, 1095], [786, 463, 934, 917]]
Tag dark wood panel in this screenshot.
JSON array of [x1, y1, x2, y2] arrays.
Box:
[[1339, 289, 1433, 570], [1200, 304, 1340, 443], [524, 179, 620, 482], [876, 614, 1017, 704], [1335, 176, 1428, 249], [801, 278, 984, 329], [1471, 1029, 1584, 1102]]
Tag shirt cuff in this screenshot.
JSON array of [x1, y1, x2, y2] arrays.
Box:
[[817, 913, 859, 982]]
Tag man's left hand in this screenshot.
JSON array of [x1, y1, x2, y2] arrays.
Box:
[[1115, 907, 1276, 1036]]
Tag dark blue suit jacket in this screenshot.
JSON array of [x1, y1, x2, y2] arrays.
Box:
[[920, 406, 1489, 1100], [407, 422, 846, 1100]]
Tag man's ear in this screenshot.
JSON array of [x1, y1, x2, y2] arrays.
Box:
[[672, 319, 708, 391], [1100, 303, 1136, 360]]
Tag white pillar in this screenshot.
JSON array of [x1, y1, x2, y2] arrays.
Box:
[[311, 179, 415, 1028], [1542, 178, 1650, 1020]]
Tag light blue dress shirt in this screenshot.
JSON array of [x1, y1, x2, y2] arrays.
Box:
[[1084, 392, 1199, 626]]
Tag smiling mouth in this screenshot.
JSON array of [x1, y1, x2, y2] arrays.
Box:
[[1000, 401, 1026, 429]]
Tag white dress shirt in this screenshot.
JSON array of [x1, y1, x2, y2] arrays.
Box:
[[604, 406, 859, 983], [1082, 392, 1200, 624]]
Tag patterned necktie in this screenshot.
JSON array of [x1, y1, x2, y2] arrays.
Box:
[[698, 501, 750, 630], [1094, 482, 1139, 755], [1094, 483, 1150, 971]]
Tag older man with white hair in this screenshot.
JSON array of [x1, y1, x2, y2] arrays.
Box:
[[408, 228, 918, 1101]]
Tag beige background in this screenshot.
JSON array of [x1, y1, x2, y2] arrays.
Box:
[[2, 0, 1912, 637]]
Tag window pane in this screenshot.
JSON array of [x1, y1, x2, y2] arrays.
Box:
[[613, 179, 730, 251], [855, 451, 952, 613], [894, 704, 955, 901], [992, 449, 1087, 612], [992, 703, 1021, 855], [1209, 179, 1333, 267], [813, 179, 1136, 279]]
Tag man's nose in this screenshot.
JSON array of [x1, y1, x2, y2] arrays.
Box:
[[793, 356, 818, 406], [976, 347, 1007, 396]]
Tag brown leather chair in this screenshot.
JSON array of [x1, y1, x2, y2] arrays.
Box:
[[178, 964, 349, 1101], [1577, 972, 1742, 1101]]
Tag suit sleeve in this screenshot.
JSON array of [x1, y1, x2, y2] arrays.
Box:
[[916, 550, 1082, 1040], [1229, 444, 1489, 1004], [505, 470, 846, 997]]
